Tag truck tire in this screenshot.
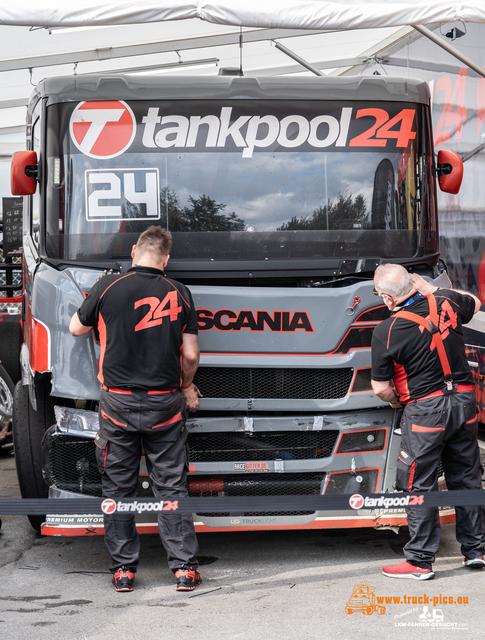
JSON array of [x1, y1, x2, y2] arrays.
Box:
[[12, 381, 56, 532], [0, 321, 22, 384]]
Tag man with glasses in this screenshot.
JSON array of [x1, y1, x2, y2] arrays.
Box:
[[371, 263, 484, 580]]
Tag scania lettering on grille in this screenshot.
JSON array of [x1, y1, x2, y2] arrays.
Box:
[[197, 309, 314, 332], [234, 462, 270, 472]]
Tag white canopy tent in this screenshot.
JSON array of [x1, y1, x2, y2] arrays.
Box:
[[0, 1, 484, 30]]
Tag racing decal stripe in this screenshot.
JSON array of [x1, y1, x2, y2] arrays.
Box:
[[39, 511, 457, 537], [152, 411, 182, 429], [100, 409, 127, 427]]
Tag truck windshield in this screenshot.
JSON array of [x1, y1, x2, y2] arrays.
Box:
[[45, 99, 432, 265]]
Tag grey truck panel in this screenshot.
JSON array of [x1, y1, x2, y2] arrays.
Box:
[[33, 75, 431, 106], [32, 263, 384, 408]]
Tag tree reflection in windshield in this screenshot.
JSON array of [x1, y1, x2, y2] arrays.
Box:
[[160, 188, 246, 232], [278, 193, 367, 231]]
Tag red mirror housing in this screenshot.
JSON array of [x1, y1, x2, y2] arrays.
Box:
[[11, 150, 38, 195], [437, 149, 463, 195]]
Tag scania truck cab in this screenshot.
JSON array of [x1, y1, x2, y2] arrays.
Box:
[[10, 74, 462, 535]]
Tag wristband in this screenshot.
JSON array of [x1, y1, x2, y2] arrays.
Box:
[[181, 382, 193, 390]]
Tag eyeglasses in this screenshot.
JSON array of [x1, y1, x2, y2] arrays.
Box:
[[373, 288, 392, 299]]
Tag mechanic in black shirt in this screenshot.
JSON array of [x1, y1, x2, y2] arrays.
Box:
[[371, 264, 485, 580], [70, 226, 202, 593]]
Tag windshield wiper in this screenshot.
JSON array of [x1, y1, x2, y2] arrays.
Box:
[[306, 275, 373, 288]]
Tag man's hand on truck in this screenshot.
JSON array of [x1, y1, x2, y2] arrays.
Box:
[[181, 383, 202, 413]]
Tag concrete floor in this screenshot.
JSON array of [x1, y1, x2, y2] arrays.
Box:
[[1, 445, 485, 640]]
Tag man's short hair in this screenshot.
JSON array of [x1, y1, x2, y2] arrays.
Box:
[[374, 264, 413, 300], [136, 226, 172, 259]]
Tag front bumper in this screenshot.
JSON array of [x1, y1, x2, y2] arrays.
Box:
[[40, 405, 456, 536]]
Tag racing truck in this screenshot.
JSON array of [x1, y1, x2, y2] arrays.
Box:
[[10, 74, 462, 535]]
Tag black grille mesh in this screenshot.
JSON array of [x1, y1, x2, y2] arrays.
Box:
[[193, 367, 353, 399], [46, 434, 102, 497], [44, 432, 332, 511], [189, 473, 325, 516], [188, 431, 339, 462]]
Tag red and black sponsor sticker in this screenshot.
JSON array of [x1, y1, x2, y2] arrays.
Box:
[[234, 462, 270, 472]]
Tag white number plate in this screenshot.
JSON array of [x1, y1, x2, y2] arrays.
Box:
[[85, 168, 160, 221]]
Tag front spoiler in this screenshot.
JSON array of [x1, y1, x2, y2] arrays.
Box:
[[40, 488, 456, 536], [41, 511, 457, 536]]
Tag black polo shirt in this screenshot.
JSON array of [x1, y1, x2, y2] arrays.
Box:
[[77, 266, 198, 390], [371, 289, 475, 402]]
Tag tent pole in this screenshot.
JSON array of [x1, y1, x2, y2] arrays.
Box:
[[272, 41, 324, 77], [413, 24, 485, 79]]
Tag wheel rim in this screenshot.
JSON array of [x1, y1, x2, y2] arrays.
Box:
[[0, 375, 13, 423]]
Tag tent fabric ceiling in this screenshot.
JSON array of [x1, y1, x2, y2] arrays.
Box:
[[0, 1, 485, 30]]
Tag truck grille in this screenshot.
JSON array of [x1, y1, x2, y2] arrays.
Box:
[[43, 431, 335, 511], [189, 430, 339, 462], [189, 473, 325, 516], [45, 434, 102, 497], [193, 367, 353, 399]]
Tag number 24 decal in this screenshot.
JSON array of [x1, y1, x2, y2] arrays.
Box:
[[134, 292, 182, 332], [349, 108, 416, 148]]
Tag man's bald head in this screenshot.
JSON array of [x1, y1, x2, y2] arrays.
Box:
[[374, 264, 414, 302]]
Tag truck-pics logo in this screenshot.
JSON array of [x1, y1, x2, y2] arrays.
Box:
[[197, 309, 314, 332], [70, 101, 136, 158], [346, 581, 386, 616]]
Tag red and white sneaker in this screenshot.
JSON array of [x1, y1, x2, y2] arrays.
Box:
[[382, 560, 434, 580], [462, 556, 485, 568]]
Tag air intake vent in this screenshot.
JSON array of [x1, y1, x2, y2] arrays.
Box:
[[188, 430, 339, 462], [193, 367, 353, 399]]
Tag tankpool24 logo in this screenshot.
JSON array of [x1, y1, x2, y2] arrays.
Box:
[[101, 498, 179, 514], [349, 493, 425, 509], [70, 101, 136, 159]]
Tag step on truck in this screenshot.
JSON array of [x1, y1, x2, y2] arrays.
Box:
[[10, 74, 463, 535]]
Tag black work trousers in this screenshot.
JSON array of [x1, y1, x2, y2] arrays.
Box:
[[397, 388, 485, 568], [95, 387, 199, 573]]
